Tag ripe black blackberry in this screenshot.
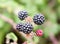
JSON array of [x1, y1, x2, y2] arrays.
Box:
[[16, 23, 23, 31], [21, 23, 33, 34], [33, 14, 45, 25], [18, 10, 28, 20]]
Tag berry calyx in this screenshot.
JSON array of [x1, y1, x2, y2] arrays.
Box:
[[36, 30, 43, 36], [33, 14, 45, 25], [18, 10, 28, 20]]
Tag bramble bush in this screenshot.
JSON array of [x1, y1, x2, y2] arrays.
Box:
[[0, 0, 60, 44]]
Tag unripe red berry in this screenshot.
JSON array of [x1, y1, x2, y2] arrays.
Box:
[[36, 30, 43, 36]]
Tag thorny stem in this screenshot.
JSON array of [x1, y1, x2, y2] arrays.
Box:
[[49, 33, 58, 44], [0, 14, 58, 44], [0, 14, 35, 44]]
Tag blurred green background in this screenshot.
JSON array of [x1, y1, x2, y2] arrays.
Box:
[[0, 0, 60, 44]]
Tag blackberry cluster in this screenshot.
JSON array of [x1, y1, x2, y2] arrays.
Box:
[[16, 23, 33, 34], [16, 23, 23, 31], [16, 10, 45, 34], [18, 10, 28, 20], [21, 23, 33, 34], [33, 14, 45, 25]]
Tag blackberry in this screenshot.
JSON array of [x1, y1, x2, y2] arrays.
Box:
[[18, 10, 28, 20], [36, 29, 43, 36], [21, 23, 33, 34], [16, 23, 23, 31], [33, 14, 45, 25]]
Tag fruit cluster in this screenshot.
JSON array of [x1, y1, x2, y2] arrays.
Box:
[[16, 10, 45, 36]]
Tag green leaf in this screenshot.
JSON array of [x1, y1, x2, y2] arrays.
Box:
[[0, 19, 5, 28], [33, 36, 39, 44], [44, 23, 58, 37], [6, 32, 17, 41]]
